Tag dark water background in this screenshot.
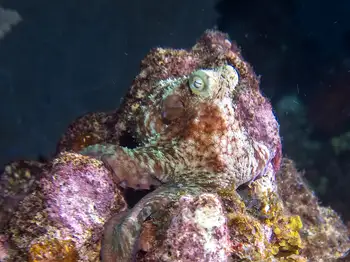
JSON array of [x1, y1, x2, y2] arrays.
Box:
[[0, 0, 349, 221]]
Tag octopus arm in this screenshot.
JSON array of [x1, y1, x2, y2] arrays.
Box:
[[79, 144, 175, 189], [101, 184, 199, 261]]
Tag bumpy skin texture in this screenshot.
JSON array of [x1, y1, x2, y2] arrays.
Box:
[[81, 30, 281, 190], [80, 30, 282, 261]]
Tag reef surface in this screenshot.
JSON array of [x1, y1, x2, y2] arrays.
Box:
[[0, 30, 349, 261]]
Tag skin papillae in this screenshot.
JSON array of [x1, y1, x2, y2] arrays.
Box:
[[80, 30, 282, 261]]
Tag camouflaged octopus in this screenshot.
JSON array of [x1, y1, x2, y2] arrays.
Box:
[[80, 30, 282, 261]]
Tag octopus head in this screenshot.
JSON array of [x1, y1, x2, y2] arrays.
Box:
[[120, 30, 282, 186], [136, 64, 240, 142]]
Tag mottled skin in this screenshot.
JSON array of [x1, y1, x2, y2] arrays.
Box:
[[80, 30, 281, 261]]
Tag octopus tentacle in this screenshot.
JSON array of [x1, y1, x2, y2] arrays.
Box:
[[80, 144, 180, 189], [101, 184, 201, 262], [79, 144, 119, 159]]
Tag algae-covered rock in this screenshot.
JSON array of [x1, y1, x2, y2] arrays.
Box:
[[0, 152, 126, 261]]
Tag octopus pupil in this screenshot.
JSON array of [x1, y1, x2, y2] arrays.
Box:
[[194, 79, 203, 88], [194, 80, 202, 88]]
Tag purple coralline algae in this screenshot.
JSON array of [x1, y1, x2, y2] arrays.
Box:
[[139, 193, 231, 261], [1, 152, 126, 261]]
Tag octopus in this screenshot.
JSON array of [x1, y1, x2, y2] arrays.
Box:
[[79, 30, 282, 261]]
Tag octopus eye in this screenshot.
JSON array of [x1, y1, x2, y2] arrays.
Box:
[[161, 94, 185, 123], [189, 70, 209, 96], [191, 76, 205, 90]]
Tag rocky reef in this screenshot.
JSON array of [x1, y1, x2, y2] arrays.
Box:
[[0, 30, 349, 261]]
